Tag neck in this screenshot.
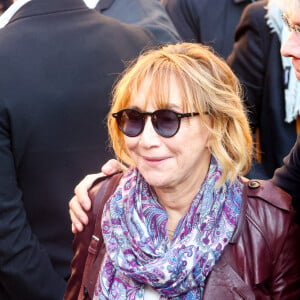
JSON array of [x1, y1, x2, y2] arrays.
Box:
[[156, 182, 201, 238], [154, 161, 210, 213], [153, 160, 210, 239]]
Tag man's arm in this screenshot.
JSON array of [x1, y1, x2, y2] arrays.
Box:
[[69, 159, 124, 233], [272, 135, 300, 216], [0, 100, 66, 299]]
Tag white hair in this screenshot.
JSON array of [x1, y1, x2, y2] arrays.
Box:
[[272, 0, 300, 13]]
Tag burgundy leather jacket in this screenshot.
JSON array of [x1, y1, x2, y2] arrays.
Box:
[[203, 180, 300, 299], [65, 178, 300, 300]]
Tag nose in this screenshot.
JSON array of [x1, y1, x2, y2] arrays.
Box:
[[281, 32, 300, 58], [139, 116, 161, 146]]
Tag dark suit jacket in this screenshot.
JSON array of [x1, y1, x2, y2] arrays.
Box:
[[228, 0, 297, 179], [96, 0, 181, 44], [161, 0, 255, 58], [272, 134, 300, 219], [0, 0, 154, 299]]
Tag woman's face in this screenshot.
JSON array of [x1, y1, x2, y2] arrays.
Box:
[[124, 77, 212, 192]]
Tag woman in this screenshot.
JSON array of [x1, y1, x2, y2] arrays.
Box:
[[68, 43, 300, 299]]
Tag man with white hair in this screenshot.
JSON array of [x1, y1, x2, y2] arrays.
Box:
[[272, 0, 300, 221]]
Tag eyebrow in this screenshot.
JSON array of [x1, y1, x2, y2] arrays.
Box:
[[284, 13, 300, 28]]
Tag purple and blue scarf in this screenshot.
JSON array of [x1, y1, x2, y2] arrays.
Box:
[[94, 157, 243, 299]]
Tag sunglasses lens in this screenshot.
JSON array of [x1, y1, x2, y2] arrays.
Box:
[[118, 109, 144, 137], [154, 110, 179, 137], [114, 109, 181, 137]]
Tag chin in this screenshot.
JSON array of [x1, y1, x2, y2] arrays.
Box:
[[142, 174, 169, 188]]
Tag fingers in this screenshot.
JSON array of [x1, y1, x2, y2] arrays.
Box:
[[69, 194, 88, 233], [73, 173, 101, 210], [69, 163, 125, 234], [101, 158, 126, 175], [70, 172, 103, 233]]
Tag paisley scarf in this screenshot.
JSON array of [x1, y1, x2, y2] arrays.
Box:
[[93, 157, 243, 299]]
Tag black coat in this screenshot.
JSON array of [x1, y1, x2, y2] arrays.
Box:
[[96, 0, 181, 44], [0, 0, 154, 298], [162, 0, 255, 58], [272, 134, 300, 219], [228, 0, 297, 179]]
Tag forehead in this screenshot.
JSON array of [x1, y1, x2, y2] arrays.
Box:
[[285, 1, 300, 22], [130, 75, 184, 109]]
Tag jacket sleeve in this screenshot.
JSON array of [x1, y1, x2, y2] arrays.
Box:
[[270, 211, 300, 299], [0, 100, 66, 300], [272, 135, 300, 216]]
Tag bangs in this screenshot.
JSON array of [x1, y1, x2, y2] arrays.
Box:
[[123, 56, 204, 113]]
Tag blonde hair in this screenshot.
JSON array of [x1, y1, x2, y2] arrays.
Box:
[[108, 43, 253, 185]]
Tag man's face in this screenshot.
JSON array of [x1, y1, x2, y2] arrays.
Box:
[[281, 7, 300, 80]]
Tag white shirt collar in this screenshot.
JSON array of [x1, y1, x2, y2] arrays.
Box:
[[0, 0, 100, 29], [84, 0, 99, 9]]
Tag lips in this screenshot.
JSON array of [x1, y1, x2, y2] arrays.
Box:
[[142, 156, 167, 162], [141, 156, 171, 167]]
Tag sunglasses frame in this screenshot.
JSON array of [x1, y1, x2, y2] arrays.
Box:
[[112, 108, 200, 138]]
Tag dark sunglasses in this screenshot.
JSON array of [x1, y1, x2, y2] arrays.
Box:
[[112, 109, 200, 138]]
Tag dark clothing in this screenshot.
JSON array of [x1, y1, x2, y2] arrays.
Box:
[[161, 0, 255, 58], [96, 0, 181, 44], [228, 1, 297, 179], [272, 134, 300, 218], [68, 176, 300, 299], [0, 0, 155, 299]]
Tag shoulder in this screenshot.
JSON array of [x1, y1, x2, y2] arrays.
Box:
[[243, 0, 268, 19], [229, 180, 296, 253], [245, 179, 292, 211], [240, 180, 295, 246], [238, 0, 269, 30]]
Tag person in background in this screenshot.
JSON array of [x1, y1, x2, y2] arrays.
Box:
[[271, 0, 300, 221], [161, 0, 260, 58], [94, 0, 181, 44], [68, 42, 300, 299], [228, 0, 299, 179], [0, 0, 156, 298]]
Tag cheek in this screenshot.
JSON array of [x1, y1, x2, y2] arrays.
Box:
[[124, 136, 138, 153]]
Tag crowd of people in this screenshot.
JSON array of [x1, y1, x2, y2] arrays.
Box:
[[0, 0, 299, 299]]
